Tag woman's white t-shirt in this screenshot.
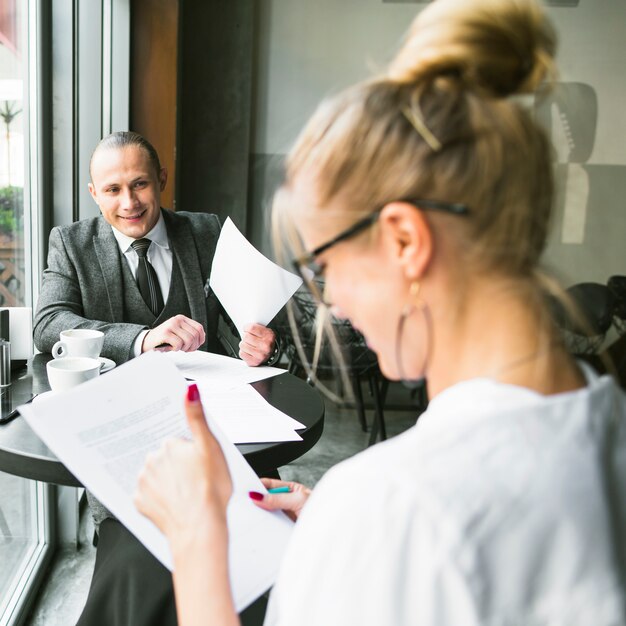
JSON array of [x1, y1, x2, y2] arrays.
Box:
[[265, 365, 626, 625]]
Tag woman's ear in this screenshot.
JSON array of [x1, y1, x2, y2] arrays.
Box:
[[378, 202, 433, 280]]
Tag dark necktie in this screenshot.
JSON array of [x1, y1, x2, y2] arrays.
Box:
[[131, 238, 164, 316]]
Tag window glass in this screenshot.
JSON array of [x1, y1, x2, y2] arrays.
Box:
[[0, 1, 49, 623], [0, 0, 25, 307], [0, 476, 39, 619]]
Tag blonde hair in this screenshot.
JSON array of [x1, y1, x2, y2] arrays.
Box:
[[272, 0, 579, 391], [276, 0, 557, 279]]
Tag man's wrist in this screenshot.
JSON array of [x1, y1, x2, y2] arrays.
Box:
[[134, 329, 150, 357], [265, 337, 281, 366]]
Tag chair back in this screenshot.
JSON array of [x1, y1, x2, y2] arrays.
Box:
[[552, 282, 616, 355], [279, 290, 379, 378], [608, 275, 626, 328]]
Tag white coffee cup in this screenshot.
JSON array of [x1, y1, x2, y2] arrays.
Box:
[[46, 357, 102, 393], [52, 329, 104, 360]]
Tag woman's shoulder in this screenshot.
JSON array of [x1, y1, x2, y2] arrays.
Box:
[[310, 370, 626, 528]]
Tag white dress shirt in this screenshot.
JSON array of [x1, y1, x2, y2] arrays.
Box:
[[265, 363, 626, 625], [111, 214, 172, 356]]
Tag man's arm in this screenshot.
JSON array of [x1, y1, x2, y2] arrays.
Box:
[[33, 227, 146, 364], [178, 210, 282, 366]]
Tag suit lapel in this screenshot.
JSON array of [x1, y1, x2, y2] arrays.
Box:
[[93, 217, 126, 321], [163, 210, 209, 335]]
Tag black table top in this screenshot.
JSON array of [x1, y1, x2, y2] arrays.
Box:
[[0, 354, 325, 487]]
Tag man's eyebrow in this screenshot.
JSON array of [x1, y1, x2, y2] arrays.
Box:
[[100, 174, 150, 187], [100, 180, 120, 188]]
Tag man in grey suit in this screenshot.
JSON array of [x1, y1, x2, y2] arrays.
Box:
[[34, 131, 278, 367], [36, 132, 279, 626]]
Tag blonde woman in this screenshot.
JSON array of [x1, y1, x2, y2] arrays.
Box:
[[134, 1, 626, 624]]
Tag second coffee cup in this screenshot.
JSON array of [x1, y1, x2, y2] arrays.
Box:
[[52, 329, 104, 360], [46, 357, 102, 393]]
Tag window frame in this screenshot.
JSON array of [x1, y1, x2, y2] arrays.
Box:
[[0, 1, 56, 623]]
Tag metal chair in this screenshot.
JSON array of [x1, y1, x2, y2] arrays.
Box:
[[608, 275, 626, 335], [556, 282, 615, 355], [279, 289, 389, 445]]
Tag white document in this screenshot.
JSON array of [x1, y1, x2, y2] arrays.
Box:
[[19, 352, 294, 612], [198, 383, 304, 444], [210, 217, 302, 338], [165, 350, 285, 391]]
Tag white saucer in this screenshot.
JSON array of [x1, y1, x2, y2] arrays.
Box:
[[99, 357, 116, 373]]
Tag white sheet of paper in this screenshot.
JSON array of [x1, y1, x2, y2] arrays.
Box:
[[19, 352, 294, 612], [210, 217, 302, 338], [197, 383, 304, 444], [165, 350, 285, 391]]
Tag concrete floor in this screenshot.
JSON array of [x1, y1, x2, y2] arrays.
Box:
[[24, 380, 422, 625]]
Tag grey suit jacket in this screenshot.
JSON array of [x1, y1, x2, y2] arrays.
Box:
[[34, 209, 226, 364]]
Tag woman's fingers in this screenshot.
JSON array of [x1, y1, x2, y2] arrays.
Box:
[[249, 480, 311, 521], [185, 384, 214, 452], [259, 477, 292, 490], [134, 386, 233, 535], [134, 441, 191, 534], [184, 384, 233, 507]]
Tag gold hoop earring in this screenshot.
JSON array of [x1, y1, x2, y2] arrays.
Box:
[[395, 281, 432, 389]]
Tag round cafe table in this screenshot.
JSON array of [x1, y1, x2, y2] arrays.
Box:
[[0, 354, 325, 487]]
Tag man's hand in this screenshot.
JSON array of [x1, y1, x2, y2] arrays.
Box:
[[239, 323, 276, 367], [142, 315, 206, 353]]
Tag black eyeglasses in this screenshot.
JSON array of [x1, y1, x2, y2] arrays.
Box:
[[292, 198, 469, 305]]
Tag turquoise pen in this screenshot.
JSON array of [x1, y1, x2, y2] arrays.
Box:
[[267, 486, 291, 494]]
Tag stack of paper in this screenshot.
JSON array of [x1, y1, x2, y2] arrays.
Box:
[[196, 383, 304, 443], [19, 352, 294, 612], [165, 350, 304, 443], [165, 350, 284, 391]]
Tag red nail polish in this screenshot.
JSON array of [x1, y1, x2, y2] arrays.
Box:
[[186, 384, 200, 402], [248, 491, 264, 501]]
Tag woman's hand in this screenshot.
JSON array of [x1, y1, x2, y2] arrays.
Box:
[[249, 478, 311, 522], [134, 385, 239, 626], [134, 384, 233, 542]]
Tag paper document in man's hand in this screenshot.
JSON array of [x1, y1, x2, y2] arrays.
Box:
[[18, 352, 294, 612], [209, 217, 302, 338]]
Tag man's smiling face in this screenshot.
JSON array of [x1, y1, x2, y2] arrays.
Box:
[[88, 145, 167, 239]]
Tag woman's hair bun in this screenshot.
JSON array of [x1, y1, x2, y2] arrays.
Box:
[[387, 0, 557, 97]]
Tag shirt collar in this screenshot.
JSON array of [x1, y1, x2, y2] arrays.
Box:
[[110, 211, 170, 254]]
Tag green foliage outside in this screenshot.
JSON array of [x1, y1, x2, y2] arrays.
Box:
[[0, 186, 23, 238]]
